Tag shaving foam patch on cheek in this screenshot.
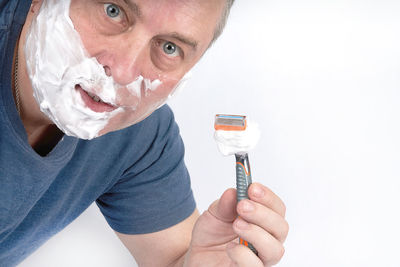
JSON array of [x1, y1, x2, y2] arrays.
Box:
[[144, 78, 162, 97], [148, 71, 192, 114], [121, 71, 191, 126], [137, 71, 192, 114], [125, 75, 144, 99], [214, 120, 261, 156]]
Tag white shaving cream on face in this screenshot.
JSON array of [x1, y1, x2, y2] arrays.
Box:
[[24, 0, 172, 139], [214, 120, 261, 156]]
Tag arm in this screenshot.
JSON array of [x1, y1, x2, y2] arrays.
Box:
[[115, 209, 199, 267], [116, 183, 288, 267]]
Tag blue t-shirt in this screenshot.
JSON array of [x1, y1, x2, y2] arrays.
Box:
[[0, 1, 196, 265]]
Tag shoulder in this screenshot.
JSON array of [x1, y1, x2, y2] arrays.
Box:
[[95, 105, 194, 235]]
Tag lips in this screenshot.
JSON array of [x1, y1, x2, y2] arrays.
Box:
[[75, 85, 117, 113]]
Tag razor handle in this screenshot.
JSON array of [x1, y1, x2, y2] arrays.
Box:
[[235, 153, 258, 255]]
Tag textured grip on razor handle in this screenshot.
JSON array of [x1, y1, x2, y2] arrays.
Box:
[[235, 154, 258, 255], [235, 154, 252, 201]]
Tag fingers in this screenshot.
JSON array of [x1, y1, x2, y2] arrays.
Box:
[[231, 183, 288, 266], [208, 188, 238, 223], [226, 242, 263, 267], [237, 199, 289, 242], [209, 184, 288, 266], [248, 183, 286, 217], [233, 218, 286, 266]]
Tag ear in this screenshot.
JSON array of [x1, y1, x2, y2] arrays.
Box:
[[30, 0, 43, 13]]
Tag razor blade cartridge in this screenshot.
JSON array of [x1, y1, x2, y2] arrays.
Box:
[[214, 114, 247, 131]]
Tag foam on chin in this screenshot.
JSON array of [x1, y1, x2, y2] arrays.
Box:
[[24, 0, 163, 139], [214, 120, 261, 156]]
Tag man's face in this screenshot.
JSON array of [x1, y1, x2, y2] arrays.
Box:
[[27, 0, 225, 138]]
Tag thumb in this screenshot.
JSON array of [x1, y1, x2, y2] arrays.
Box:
[[208, 188, 238, 223], [190, 188, 238, 248]]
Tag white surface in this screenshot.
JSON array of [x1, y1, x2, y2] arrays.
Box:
[[20, 0, 400, 266]]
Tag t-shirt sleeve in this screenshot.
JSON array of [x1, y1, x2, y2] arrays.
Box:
[[95, 106, 196, 234]]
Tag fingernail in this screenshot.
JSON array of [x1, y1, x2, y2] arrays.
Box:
[[252, 185, 264, 198], [241, 200, 254, 212], [235, 218, 249, 229]]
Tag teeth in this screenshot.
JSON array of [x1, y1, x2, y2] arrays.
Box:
[[92, 95, 101, 102], [87, 91, 102, 103]]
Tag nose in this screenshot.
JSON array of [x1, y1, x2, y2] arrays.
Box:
[[96, 38, 147, 86]]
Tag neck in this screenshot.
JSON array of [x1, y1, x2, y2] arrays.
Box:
[[27, 124, 65, 156]]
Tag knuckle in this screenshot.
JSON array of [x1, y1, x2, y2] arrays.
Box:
[[282, 220, 289, 236], [266, 245, 285, 266], [281, 202, 287, 216], [279, 245, 286, 259], [276, 220, 289, 243], [272, 245, 285, 264]]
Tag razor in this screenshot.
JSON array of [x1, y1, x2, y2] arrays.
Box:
[[214, 114, 258, 255]]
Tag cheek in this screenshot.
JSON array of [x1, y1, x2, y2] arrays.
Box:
[[115, 78, 179, 106], [69, 1, 101, 54], [115, 87, 141, 107], [98, 78, 180, 135], [147, 79, 178, 98], [137, 78, 180, 108]]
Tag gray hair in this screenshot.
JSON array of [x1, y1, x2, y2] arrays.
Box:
[[211, 0, 235, 44]]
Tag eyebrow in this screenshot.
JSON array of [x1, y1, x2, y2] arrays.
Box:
[[123, 0, 142, 18], [169, 32, 198, 51], [122, 2, 198, 51]]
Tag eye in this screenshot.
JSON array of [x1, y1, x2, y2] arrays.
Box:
[[162, 41, 180, 57], [104, 3, 122, 21], [151, 40, 184, 71]]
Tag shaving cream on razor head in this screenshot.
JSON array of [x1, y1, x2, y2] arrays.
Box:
[[214, 114, 260, 156]]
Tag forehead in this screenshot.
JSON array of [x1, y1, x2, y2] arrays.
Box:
[[121, 0, 225, 49]]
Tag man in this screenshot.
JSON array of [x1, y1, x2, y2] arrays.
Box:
[[0, 0, 289, 266]]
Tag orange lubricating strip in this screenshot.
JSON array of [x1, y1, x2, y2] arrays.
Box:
[[236, 162, 249, 176], [214, 123, 247, 131]]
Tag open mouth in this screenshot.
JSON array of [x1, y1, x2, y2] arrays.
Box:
[[75, 84, 117, 113]]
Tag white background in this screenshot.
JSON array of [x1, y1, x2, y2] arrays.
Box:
[[21, 0, 400, 266]]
